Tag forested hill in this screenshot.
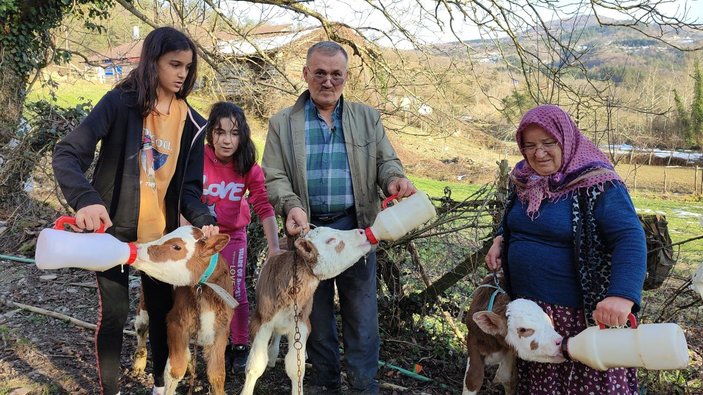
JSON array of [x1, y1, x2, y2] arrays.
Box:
[[431, 15, 703, 82]]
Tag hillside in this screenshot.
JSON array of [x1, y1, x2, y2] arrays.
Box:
[[430, 16, 703, 80]]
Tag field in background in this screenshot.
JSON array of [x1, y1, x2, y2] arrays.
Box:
[[27, 73, 703, 196], [26, 76, 214, 115], [617, 163, 703, 195]]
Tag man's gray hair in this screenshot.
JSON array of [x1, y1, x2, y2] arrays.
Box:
[[306, 41, 349, 64]]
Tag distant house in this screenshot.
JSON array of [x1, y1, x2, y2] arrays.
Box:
[[390, 96, 434, 117], [216, 24, 307, 57], [87, 40, 143, 81]]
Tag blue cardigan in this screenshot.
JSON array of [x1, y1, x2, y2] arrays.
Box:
[[501, 182, 647, 320]]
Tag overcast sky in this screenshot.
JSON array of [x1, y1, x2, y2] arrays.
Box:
[[226, 0, 703, 48]]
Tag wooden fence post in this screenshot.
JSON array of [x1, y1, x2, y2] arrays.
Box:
[[663, 166, 668, 193], [633, 165, 637, 192], [695, 166, 699, 195]]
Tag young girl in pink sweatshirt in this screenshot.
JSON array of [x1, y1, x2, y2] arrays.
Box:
[[202, 102, 281, 373]]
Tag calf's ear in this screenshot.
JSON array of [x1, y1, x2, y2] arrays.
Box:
[[294, 238, 318, 262], [473, 311, 508, 337], [199, 234, 231, 257], [192, 227, 204, 240]]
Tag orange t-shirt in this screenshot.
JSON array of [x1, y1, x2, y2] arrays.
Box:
[[136, 99, 186, 242]]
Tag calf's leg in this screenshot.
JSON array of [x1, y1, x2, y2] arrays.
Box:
[[284, 321, 309, 395], [267, 333, 281, 367], [462, 339, 486, 395], [164, 295, 194, 395], [203, 334, 228, 395], [132, 298, 149, 374], [241, 322, 274, 395], [493, 352, 516, 395]]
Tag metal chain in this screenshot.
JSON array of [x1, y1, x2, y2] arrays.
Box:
[[289, 253, 303, 395]]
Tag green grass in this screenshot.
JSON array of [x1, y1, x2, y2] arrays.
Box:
[[26, 78, 110, 108], [409, 175, 483, 201], [631, 193, 703, 268], [26, 77, 216, 114]]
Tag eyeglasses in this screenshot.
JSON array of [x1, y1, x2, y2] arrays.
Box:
[[521, 141, 559, 155], [306, 68, 346, 86]]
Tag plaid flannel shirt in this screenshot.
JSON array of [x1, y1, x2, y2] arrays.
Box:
[[305, 98, 354, 215]]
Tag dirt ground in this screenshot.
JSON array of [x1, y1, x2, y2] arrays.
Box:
[[0, 258, 474, 395]]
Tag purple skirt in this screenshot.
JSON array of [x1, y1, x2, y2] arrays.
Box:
[[516, 302, 638, 395]]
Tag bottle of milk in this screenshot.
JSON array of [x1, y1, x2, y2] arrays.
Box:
[[364, 190, 437, 244], [564, 314, 689, 371], [34, 216, 137, 271]]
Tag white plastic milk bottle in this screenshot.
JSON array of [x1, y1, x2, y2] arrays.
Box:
[[35, 216, 137, 271], [364, 190, 437, 244], [565, 313, 689, 371]]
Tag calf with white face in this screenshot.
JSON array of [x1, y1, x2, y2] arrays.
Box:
[[129, 226, 235, 395], [130, 226, 227, 286], [463, 275, 564, 395], [241, 226, 372, 395]]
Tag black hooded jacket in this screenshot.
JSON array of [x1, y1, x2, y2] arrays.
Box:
[[52, 88, 215, 242]]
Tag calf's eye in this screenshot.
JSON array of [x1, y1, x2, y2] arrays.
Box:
[[517, 327, 535, 337], [325, 238, 336, 244], [172, 245, 182, 251]]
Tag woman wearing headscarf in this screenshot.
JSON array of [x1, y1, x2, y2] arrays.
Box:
[[485, 104, 647, 394]]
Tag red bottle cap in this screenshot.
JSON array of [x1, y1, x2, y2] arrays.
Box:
[[364, 227, 379, 245], [126, 243, 138, 265]]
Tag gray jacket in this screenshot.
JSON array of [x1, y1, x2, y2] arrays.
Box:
[[262, 91, 405, 228]]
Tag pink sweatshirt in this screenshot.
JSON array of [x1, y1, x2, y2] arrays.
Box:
[[202, 145, 275, 234]]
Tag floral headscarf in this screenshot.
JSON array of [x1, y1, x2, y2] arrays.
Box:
[[511, 104, 622, 218]]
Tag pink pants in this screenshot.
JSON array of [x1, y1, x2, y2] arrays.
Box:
[[221, 228, 249, 345]]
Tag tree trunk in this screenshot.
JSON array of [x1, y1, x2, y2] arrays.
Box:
[[0, 58, 27, 145]]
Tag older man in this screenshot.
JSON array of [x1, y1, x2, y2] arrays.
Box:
[[262, 41, 415, 394]]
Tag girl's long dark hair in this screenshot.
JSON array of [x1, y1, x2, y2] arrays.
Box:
[[205, 102, 257, 175], [116, 27, 198, 116]]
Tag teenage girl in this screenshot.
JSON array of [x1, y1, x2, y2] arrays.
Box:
[[52, 27, 217, 395], [202, 102, 281, 373]]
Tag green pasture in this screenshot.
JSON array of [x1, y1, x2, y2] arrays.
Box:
[[631, 193, 703, 267], [409, 176, 482, 202], [26, 77, 214, 115]]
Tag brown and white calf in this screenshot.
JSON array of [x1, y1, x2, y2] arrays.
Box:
[[129, 226, 236, 395], [462, 274, 564, 395], [240, 226, 372, 395]]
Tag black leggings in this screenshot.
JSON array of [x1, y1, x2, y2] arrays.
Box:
[[95, 265, 173, 394]]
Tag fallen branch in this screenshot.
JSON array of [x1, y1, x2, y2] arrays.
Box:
[[341, 371, 411, 392], [0, 297, 136, 336], [649, 234, 703, 253], [380, 381, 411, 391], [68, 282, 97, 289]]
